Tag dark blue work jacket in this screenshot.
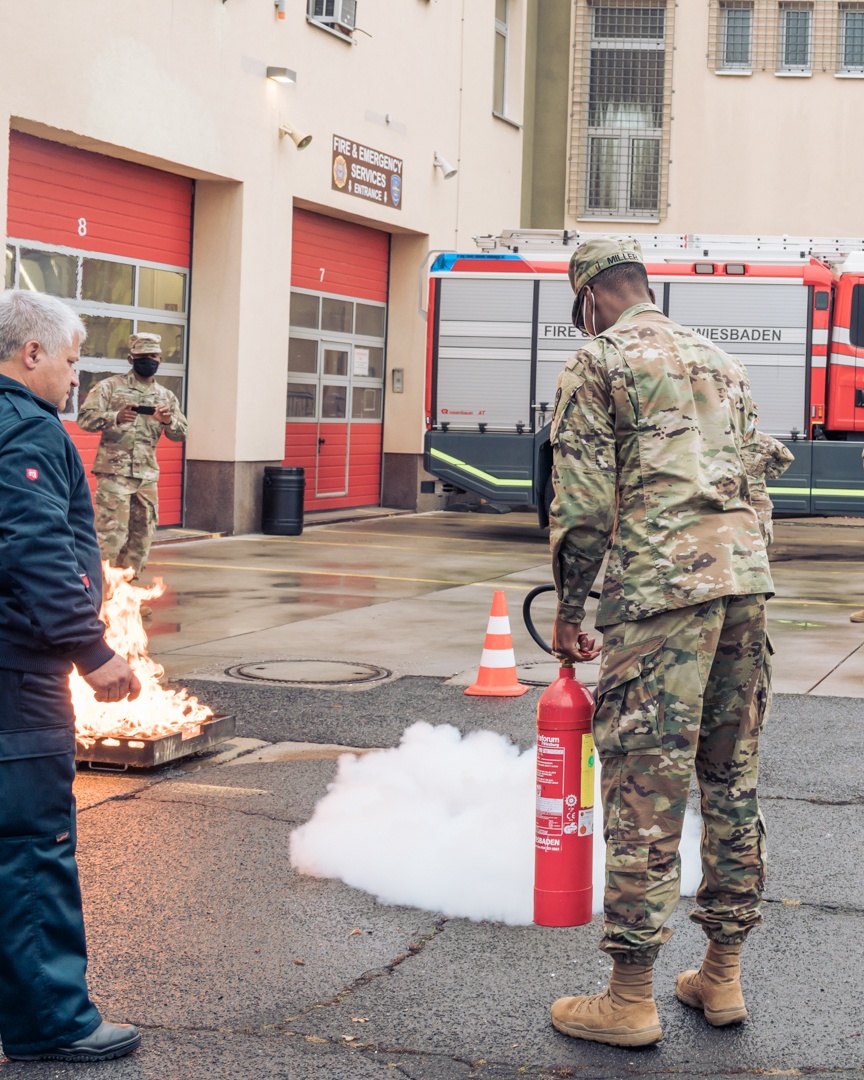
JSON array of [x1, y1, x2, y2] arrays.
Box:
[[0, 373, 114, 675]]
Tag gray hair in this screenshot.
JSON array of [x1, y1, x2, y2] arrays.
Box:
[[0, 289, 87, 362]]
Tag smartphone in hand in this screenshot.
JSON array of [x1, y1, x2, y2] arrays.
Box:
[[133, 405, 157, 415]]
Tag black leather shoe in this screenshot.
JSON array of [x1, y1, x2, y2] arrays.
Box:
[[6, 1021, 141, 1062]]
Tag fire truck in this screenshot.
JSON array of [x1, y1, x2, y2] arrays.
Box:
[[423, 231, 864, 526]]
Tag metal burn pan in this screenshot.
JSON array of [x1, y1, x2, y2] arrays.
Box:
[[75, 714, 236, 771]]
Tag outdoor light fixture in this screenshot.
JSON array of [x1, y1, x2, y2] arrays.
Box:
[[279, 122, 313, 149], [433, 151, 457, 180], [274, 0, 286, 16], [267, 66, 296, 83]]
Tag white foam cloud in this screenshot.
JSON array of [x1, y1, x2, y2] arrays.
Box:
[[290, 721, 704, 925]]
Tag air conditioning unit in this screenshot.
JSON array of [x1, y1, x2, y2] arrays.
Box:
[[311, 0, 357, 31]]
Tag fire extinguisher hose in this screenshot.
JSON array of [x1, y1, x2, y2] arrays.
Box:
[[522, 584, 602, 655]]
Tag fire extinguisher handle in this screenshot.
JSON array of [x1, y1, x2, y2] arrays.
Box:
[[522, 583, 602, 656], [523, 584, 557, 654]]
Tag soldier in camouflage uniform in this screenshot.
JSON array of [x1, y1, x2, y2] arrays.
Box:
[[740, 430, 794, 546], [548, 238, 775, 1048], [77, 334, 187, 578]]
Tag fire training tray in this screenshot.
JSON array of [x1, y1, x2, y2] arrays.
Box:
[[75, 713, 236, 771]]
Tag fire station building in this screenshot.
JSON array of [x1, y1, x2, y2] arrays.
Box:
[[0, 0, 525, 533]]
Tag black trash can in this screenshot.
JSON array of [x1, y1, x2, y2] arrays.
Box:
[[262, 466, 305, 535]]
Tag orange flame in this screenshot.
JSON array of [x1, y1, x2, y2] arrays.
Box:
[[71, 563, 213, 747]]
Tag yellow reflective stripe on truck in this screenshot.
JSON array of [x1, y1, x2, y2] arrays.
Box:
[[429, 447, 534, 487]]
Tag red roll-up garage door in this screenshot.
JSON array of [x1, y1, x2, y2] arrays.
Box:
[[286, 208, 389, 511], [5, 132, 193, 525]]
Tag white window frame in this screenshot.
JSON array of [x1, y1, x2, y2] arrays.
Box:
[[287, 288, 386, 425], [838, 4, 864, 72], [718, 2, 754, 71], [5, 237, 189, 419], [493, 0, 510, 119], [777, 3, 813, 73], [306, 0, 357, 43], [583, 5, 666, 220]]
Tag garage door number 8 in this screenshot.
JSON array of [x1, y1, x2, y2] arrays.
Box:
[[77, 218, 87, 236]]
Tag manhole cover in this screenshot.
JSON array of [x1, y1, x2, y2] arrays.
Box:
[[515, 660, 598, 688], [225, 659, 391, 688]]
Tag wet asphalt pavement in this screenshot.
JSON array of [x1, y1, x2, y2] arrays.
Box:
[[1, 513, 863, 1079], [0, 683, 858, 1080]]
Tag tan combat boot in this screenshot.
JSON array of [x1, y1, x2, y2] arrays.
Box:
[[676, 940, 747, 1026], [850, 610, 864, 623], [551, 960, 662, 1047]]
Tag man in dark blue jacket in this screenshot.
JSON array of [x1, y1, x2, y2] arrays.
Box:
[[0, 290, 142, 1063]]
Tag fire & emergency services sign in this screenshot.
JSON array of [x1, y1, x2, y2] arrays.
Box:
[[332, 135, 403, 210]]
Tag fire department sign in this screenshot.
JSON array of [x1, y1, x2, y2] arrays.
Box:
[[332, 135, 403, 211]]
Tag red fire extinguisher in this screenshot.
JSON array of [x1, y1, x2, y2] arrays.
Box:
[[534, 661, 596, 926]]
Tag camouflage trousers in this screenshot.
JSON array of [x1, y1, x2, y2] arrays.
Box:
[[594, 594, 772, 965], [93, 474, 159, 578]]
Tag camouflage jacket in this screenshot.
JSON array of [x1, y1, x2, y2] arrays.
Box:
[[550, 303, 774, 629], [739, 430, 794, 546], [77, 372, 187, 481]]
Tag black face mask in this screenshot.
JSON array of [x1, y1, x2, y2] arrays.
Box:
[[132, 356, 160, 378]]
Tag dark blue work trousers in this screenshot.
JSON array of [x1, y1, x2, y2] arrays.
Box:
[[0, 668, 101, 1056]]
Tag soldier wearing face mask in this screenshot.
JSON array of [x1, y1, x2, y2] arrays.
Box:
[[77, 333, 187, 580]]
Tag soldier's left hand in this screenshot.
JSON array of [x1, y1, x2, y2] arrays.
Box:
[[155, 404, 172, 425], [552, 616, 601, 663]]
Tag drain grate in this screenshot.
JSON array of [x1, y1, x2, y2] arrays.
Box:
[[224, 659, 391, 688]]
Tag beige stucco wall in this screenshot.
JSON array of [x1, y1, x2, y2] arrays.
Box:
[[551, 0, 864, 237], [0, 0, 524, 500]]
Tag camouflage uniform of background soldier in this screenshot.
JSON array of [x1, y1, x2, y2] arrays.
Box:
[[740, 430, 794, 546], [77, 334, 187, 578], [547, 237, 775, 1048]]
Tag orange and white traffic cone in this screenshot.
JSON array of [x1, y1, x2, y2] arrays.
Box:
[[464, 590, 530, 697]]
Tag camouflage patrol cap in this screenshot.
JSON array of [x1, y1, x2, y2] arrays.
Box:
[[128, 333, 162, 356], [568, 236, 646, 294]]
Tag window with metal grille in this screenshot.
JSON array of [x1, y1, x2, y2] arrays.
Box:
[[709, 1, 838, 73], [779, 3, 813, 69], [839, 3, 864, 69], [568, 2, 674, 220], [719, 2, 754, 69]]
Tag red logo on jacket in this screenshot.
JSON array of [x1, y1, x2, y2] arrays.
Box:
[[25, 468, 39, 481]]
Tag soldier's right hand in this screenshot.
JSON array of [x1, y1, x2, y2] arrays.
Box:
[[84, 655, 142, 703], [116, 405, 138, 424], [552, 617, 601, 663]]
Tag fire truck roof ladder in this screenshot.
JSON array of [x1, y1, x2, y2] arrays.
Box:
[[473, 231, 864, 264]]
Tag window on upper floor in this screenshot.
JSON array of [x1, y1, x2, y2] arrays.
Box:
[[494, 0, 510, 117], [568, 1, 674, 221], [778, 3, 813, 71], [839, 3, 864, 70], [709, 1, 859, 76], [718, 1, 754, 69], [307, 0, 357, 41]]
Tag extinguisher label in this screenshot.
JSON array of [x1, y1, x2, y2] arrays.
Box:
[[578, 807, 594, 836], [536, 744, 565, 836]]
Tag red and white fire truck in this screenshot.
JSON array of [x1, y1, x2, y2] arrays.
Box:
[[423, 231, 864, 525]]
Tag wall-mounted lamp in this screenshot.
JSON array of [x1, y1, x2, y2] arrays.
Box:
[[433, 151, 457, 180], [279, 122, 313, 149], [274, 0, 286, 17], [267, 66, 296, 84]]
